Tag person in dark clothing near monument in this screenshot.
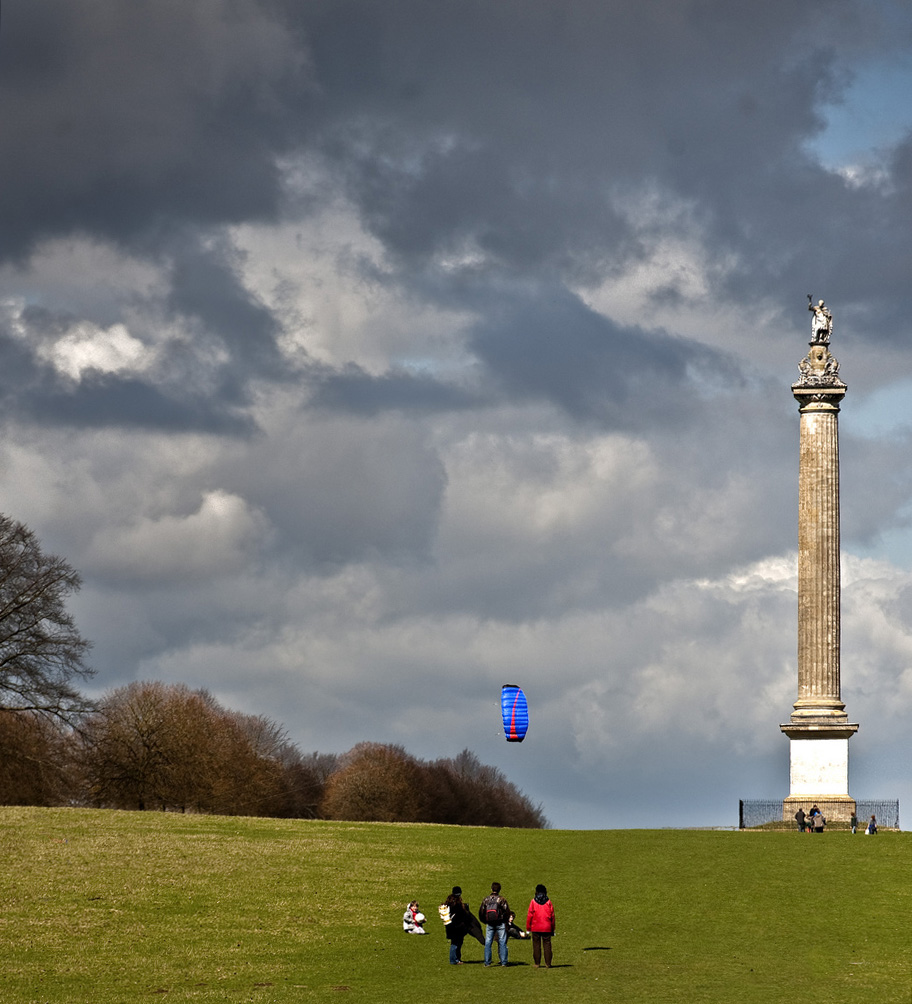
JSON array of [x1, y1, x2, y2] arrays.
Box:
[[794, 807, 806, 832], [806, 804, 821, 833]]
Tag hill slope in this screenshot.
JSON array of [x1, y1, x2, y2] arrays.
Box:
[[0, 807, 907, 1002]]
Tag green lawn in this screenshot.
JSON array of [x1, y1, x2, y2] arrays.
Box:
[[0, 807, 909, 1003]]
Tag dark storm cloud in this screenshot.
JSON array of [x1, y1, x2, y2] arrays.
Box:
[[309, 285, 741, 431], [3, 0, 909, 306], [278, 5, 841, 237], [164, 234, 286, 386], [0, 3, 316, 432], [468, 287, 741, 428], [272, 0, 912, 343], [26, 373, 256, 434], [4, 0, 912, 392], [309, 364, 481, 416], [0, 0, 311, 260], [0, 324, 52, 413]]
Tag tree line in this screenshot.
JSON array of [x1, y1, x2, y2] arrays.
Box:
[[0, 682, 547, 827], [0, 513, 546, 828]]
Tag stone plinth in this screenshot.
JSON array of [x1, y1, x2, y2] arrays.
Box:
[[782, 796, 857, 825], [781, 721, 857, 817]]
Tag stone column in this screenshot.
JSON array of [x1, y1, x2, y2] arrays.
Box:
[[781, 301, 857, 823], [793, 381, 845, 718]]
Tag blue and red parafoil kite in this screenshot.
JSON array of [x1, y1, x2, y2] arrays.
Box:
[[501, 684, 529, 743]]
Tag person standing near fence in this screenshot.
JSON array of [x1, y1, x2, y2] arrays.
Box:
[[794, 807, 806, 832]]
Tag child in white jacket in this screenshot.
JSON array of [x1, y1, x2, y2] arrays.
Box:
[[403, 901, 428, 933]]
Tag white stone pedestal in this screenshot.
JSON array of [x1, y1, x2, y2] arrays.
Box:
[[780, 721, 858, 822], [789, 737, 848, 795]]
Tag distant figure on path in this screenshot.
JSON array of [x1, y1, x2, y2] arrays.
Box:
[[813, 812, 826, 834], [866, 815, 878, 835], [794, 807, 806, 832], [526, 883, 556, 969], [479, 882, 511, 967], [403, 901, 427, 934], [851, 811, 858, 834]]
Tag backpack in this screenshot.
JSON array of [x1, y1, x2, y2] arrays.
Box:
[[484, 895, 503, 925]]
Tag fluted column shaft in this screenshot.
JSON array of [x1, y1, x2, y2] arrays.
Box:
[[792, 389, 846, 719]]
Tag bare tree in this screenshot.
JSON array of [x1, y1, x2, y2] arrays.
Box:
[[438, 748, 548, 828], [0, 709, 76, 805], [321, 743, 429, 823], [80, 681, 178, 810], [80, 681, 303, 816], [0, 514, 92, 722], [273, 749, 338, 818]]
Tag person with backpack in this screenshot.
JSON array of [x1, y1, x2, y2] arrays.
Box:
[[478, 881, 511, 967], [526, 884, 556, 968]]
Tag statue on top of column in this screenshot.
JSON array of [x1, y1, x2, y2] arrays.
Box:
[[807, 294, 832, 345], [796, 295, 844, 391]]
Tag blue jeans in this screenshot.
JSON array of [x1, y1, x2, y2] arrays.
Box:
[[484, 924, 508, 965]]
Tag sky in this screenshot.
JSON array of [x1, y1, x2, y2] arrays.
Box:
[[2, 0, 912, 830]]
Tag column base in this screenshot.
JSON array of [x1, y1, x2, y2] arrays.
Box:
[[789, 697, 848, 720], [783, 795, 857, 825]]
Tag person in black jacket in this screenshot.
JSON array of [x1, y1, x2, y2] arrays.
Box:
[[440, 886, 482, 965]]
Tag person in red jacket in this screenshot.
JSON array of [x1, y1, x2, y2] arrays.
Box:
[[526, 883, 556, 968]]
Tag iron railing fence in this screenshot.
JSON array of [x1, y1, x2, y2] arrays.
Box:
[[739, 799, 899, 830]]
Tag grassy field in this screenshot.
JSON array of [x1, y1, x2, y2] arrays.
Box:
[[1, 807, 910, 1003]]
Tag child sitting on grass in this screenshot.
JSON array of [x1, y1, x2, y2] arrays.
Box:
[[403, 901, 428, 934]]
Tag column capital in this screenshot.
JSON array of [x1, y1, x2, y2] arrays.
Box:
[[792, 341, 846, 411], [792, 384, 846, 412]]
